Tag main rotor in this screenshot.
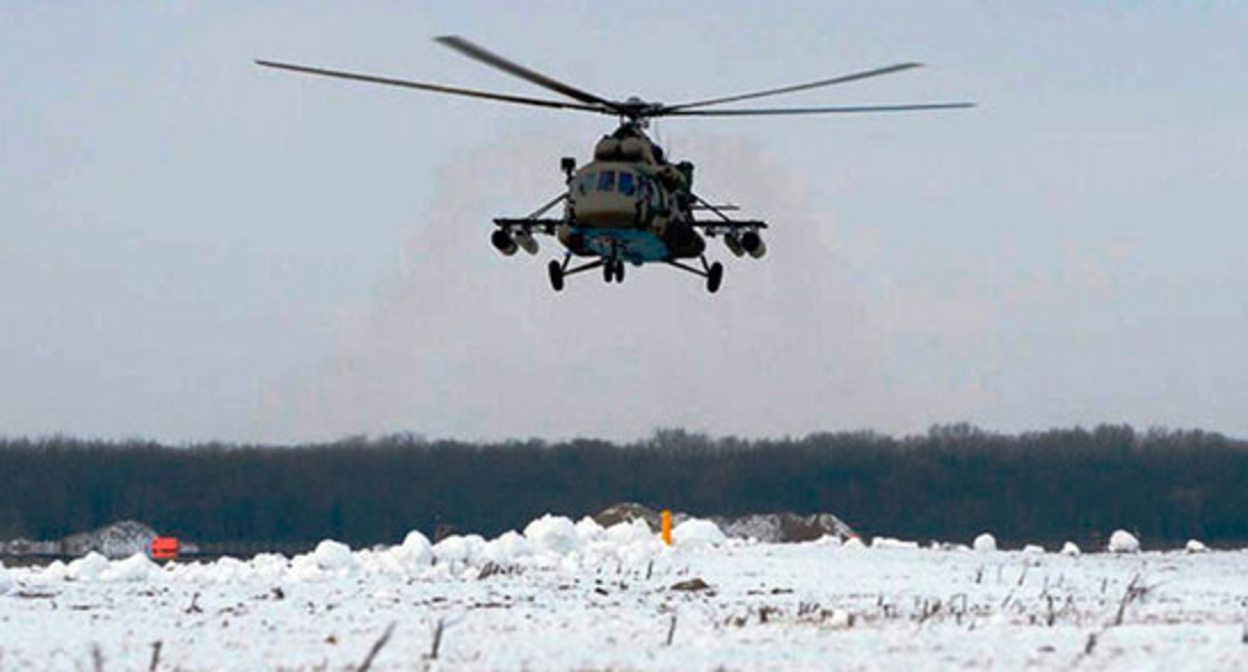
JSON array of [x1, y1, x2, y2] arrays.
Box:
[[256, 35, 974, 124]]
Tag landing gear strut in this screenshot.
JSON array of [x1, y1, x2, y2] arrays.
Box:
[[550, 254, 721, 292], [666, 255, 725, 294], [602, 259, 625, 283], [547, 253, 609, 292]]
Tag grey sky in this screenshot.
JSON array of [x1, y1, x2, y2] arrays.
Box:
[[2, 1, 1246, 443]]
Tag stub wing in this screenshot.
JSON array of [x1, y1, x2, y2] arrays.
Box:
[[492, 218, 563, 235], [687, 194, 768, 236], [689, 219, 768, 235]]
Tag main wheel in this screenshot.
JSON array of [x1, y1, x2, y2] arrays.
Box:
[[706, 262, 724, 294], [615, 260, 626, 283], [603, 259, 614, 283], [548, 260, 565, 292]]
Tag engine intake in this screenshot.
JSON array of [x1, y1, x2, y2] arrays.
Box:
[[664, 223, 705, 258], [740, 231, 766, 259], [491, 229, 518, 256]]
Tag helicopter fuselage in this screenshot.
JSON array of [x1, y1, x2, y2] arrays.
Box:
[[555, 127, 705, 265], [491, 122, 766, 291]]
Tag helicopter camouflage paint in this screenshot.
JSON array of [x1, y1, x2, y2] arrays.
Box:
[[257, 36, 972, 293], [491, 121, 767, 292]]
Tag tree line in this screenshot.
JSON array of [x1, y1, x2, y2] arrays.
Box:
[[1, 424, 1246, 548]]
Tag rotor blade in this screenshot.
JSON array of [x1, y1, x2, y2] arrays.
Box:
[[255, 59, 611, 113], [435, 35, 623, 112], [664, 102, 976, 117], [661, 63, 925, 112]]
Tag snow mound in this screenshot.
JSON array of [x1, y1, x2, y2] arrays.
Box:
[[575, 516, 605, 541], [0, 562, 12, 594], [25, 560, 69, 585], [871, 537, 919, 550], [843, 535, 866, 549], [103, 553, 157, 582], [313, 540, 356, 571], [395, 531, 434, 569], [672, 519, 726, 548], [210, 556, 259, 583], [433, 534, 486, 565], [482, 531, 533, 564], [1185, 539, 1209, 554], [1022, 544, 1045, 554], [604, 518, 655, 546], [524, 515, 581, 554], [67, 552, 111, 581], [1060, 542, 1082, 556], [973, 533, 997, 552], [1108, 530, 1140, 553]]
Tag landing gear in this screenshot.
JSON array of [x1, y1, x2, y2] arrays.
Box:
[[548, 259, 565, 292], [547, 253, 609, 292], [706, 262, 723, 293], [664, 255, 725, 294], [602, 259, 625, 283]]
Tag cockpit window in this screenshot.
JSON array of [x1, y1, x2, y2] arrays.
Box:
[[597, 170, 616, 192], [577, 172, 595, 197], [618, 172, 636, 196]]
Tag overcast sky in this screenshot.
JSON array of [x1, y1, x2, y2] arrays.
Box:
[[2, 1, 1246, 444]]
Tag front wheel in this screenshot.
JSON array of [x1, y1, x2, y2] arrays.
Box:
[[706, 262, 724, 294], [548, 260, 565, 292]]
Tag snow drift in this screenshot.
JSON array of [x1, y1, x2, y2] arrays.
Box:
[[1108, 530, 1141, 553], [973, 533, 997, 552]]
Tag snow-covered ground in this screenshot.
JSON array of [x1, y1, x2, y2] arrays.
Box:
[[2, 516, 1247, 671]]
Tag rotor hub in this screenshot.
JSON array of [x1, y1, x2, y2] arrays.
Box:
[[617, 97, 664, 122]]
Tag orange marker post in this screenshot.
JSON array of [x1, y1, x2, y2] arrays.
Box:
[[151, 537, 179, 560], [661, 510, 672, 546]]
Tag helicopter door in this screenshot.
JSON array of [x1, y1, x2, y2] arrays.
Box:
[[631, 174, 653, 228], [617, 171, 643, 228]]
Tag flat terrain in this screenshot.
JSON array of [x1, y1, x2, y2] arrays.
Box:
[[2, 519, 1247, 670]]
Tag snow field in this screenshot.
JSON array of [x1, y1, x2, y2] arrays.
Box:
[[0, 561, 12, 595], [2, 517, 1247, 671]]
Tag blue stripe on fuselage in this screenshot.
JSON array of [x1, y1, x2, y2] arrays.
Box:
[[576, 227, 670, 264]]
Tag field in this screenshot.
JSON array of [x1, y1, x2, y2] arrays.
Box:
[[2, 517, 1247, 671]]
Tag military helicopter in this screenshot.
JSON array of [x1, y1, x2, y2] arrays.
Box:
[[257, 36, 972, 293]]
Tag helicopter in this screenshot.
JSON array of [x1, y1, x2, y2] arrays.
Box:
[[257, 36, 972, 293]]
